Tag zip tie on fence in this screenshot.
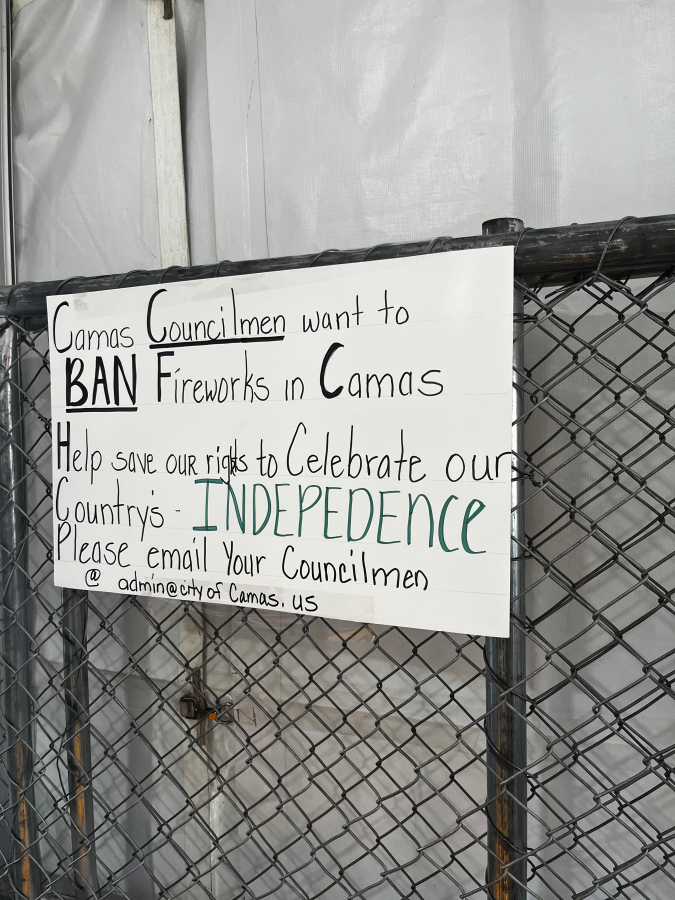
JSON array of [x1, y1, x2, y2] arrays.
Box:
[[426, 236, 452, 253], [215, 259, 233, 277], [361, 243, 395, 261], [116, 269, 149, 289], [55, 276, 84, 295], [511, 227, 541, 322], [513, 227, 533, 262], [4, 282, 19, 317], [309, 250, 340, 266], [594, 216, 636, 279], [158, 265, 181, 284]]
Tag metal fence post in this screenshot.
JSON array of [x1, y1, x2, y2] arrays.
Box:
[[62, 588, 99, 898], [1, 322, 40, 899], [483, 218, 527, 899], [0, 5, 40, 894]]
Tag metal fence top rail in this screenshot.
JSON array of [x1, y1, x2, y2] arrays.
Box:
[[1, 213, 674, 326]]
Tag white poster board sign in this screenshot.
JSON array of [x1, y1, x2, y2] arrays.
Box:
[[48, 249, 513, 636]]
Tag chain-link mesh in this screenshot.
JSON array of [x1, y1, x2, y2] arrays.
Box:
[[1, 250, 674, 900]]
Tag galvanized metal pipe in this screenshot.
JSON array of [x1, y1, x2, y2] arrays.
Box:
[[62, 588, 99, 898], [0, 5, 42, 895], [1, 323, 40, 899], [0, 0, 14, 287], [483, 218, 527, 900], [1, 213, 675, 328]]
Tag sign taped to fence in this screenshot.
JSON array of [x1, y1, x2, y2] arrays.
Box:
[[48, 249, 514, 636]]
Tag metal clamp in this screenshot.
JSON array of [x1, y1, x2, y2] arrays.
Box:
[[179, 694, 233, 724]]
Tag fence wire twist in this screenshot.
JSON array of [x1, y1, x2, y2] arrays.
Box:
[[0, 237, 674, 900]]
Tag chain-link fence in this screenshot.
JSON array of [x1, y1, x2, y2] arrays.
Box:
[[1, 216, 674, 900]]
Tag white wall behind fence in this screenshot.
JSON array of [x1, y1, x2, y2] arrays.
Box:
[[12, 0, 675, 277], [195, 0, 675, 262]]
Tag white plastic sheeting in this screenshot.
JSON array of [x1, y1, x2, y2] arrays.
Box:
[[14, 0, 675, 275], [201, 0, 675, 260], [13, 0, 162, 281], [9, 1, 675, 897]]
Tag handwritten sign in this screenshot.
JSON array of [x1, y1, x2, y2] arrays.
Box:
[[48, 249, 513, 636]]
